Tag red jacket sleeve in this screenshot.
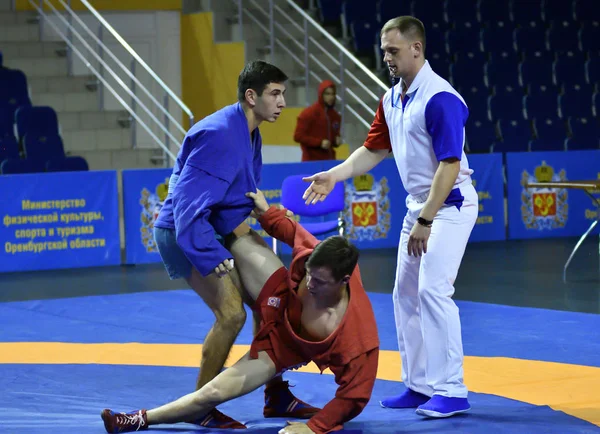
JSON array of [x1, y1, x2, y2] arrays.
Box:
[[294, 108, 324, 148], [364, 98, 392, 152], [258, 206, 319, 254], [306, 347, 379, 434]]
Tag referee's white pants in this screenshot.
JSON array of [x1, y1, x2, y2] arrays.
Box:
[[393, 182, 478, 398]]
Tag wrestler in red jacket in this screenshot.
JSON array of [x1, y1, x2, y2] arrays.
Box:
[[101, 189, 380, 434], [294, 80, 342, 161]]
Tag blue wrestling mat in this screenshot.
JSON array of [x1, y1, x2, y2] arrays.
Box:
[[1, 290, 599, 433]]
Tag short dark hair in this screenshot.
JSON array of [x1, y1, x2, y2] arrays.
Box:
[[237, 60, 288, 102], [381, 16, 426, 52], [306, 236, 360, 282]]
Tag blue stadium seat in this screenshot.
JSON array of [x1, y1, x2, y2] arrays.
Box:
[[445, 0, 478, 26], [428, 52, 452, 81], [466, 118, 498, 153], [15, 106, 60, 141], [547, 21, 580, 54], [447, 23, 481, 54], [585, 55, 599, 86], [46, 156, 89, 172], [0, 135, 19, 162], [510, 0, 543, 26], [23, 133, 66, 163], [542, 0, 575, 23], [342, 1, 378, 39], [519, 52, 555, 86], [488, 89, 524, 122], [494, 118, 533, 152], [350, 20, 378, 55], [579, 23, 599, 53], [478, 0, 510, 25], [480, 23, 515, 55], [412, 0, 446, 28], [559, 84, 595, 118], [486, 52, 522, 91], [574, 0, 598, 25], [524, 92, 559, 119], [425, 26, 449, 59], [514, 23, 548, 55], [0, 68, 32, 132], [0, 158, 44, 174], [0, 102, 16, 138], [530, 117, 568, 151], [317, 0, 343, 23], [378, 0, 412, 24], [450, 51, 487, 90], [461, 83, 490, 121], [553, 52, 587, 86], [566, 117, 600, 149]]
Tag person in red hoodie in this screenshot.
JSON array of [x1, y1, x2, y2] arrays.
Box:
[[101, 188, 380, 434], [294, 80, 342, 161]]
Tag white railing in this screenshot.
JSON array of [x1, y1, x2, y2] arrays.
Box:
[[27, 0, 194, 165], [230, 0, 388, 148]]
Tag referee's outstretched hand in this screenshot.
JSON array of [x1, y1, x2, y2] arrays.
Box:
[[302, 172, 336, 205]]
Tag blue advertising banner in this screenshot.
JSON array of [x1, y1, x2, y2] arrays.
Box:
[[0, 171, 120, 273], [468, 153, 506, 242], [122, 168, 172, 264], [506, 150, 600, 239]]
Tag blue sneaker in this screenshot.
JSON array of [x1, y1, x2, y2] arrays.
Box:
[[416, 395, 471, 418], [380, 389, 430, 408]]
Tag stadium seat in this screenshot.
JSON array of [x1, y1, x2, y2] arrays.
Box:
[[519, 52, 555, 87], [510, 0, 543, 26], [0, 135, 19, 162], [0, 158, 44, 174], [46, 156, 89, 172], [559, 84, 595, 118], [553, 52, 587, 86], [15, 106, 60, 141], [547, 21, 580, 54], [579, 23, 599, 53], [494, 118, 533, 152], [514, 23, 548, 56], [524, 92, 559, 120], [481, 23, 515, 55], [542, 0, 575, 23], [317, 0, 343, 24], [466, 117, 498, 153], [566, 117, 600, 150], [445, 0, 479, 26], [378, 0, 412, 24], [478, 1, 510, 25], [530, 117, 568, 151]]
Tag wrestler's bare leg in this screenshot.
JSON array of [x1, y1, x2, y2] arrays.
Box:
[[226, 223, 320, 417], [185, 268, 247, 391], [227, 223, 285, 302], [146, 350, 277, 425]]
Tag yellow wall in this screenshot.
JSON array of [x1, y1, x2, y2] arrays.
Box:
[[16, 0, 181, 11], [180, 12, 245, 131]]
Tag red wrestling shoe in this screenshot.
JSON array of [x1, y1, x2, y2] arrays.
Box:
[[101, 409, 148, 433], [191, 408, 247, 429], [263, 381, 321, 419]]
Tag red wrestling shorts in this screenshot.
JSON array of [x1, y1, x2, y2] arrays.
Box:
[[249, 266, 311, 374]]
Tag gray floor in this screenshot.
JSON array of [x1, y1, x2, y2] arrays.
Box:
[[1, 237, 598, 313]]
